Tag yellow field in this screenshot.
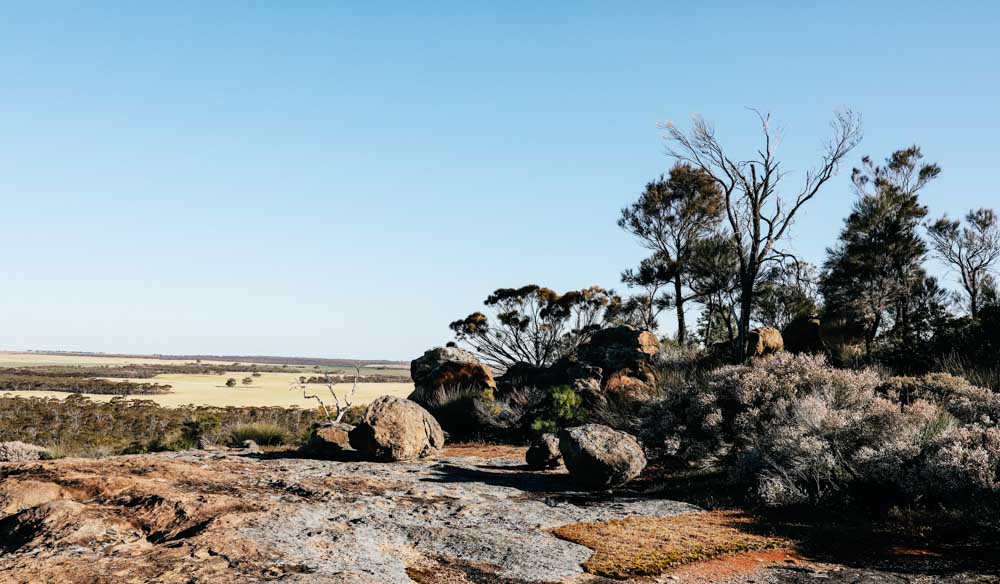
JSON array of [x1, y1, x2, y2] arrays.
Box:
[[0, 352, 414, 408]]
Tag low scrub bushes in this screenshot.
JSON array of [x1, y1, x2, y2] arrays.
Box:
[[409, 384, 506, 438], [528, 385, 588, 434], [0, 394, 322, 457], [0, 369, 172, 395], [647, 353, 1000, 512], [0, 441, 52, 462], [224, 423, 289, 447], [412, 381, 592, 440]]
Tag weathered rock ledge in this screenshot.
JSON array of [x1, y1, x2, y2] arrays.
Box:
[[0, 449, 698, 583]]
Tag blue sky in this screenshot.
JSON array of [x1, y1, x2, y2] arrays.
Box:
[[1, 1, 998, 360]]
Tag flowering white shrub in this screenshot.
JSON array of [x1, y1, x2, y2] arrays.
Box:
[[0, 441, 51, 462], [647, 353, 1000, 509]]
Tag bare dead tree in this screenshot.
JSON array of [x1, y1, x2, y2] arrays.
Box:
[[662, 109, 862, 359], [289, 365, 360, 423]]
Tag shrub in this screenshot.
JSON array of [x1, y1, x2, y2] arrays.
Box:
[[529, 385, 588, 434], [225, 378, 238, 387], [879, 372, 1000, 424], [172, 417, 221, 450], [224, 423, 288, 447], [0, 441, 52, 462], [0, 395, 322, 457], [645, 353, 1000, 511], [410, 384, 503, 439]]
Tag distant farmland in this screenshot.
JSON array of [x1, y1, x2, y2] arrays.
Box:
[[0, 352, 413, 408]]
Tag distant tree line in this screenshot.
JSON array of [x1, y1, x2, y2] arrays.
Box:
[[0, 370, 172, 395]]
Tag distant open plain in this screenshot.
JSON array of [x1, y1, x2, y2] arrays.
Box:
[[0, 352, 414, 408]]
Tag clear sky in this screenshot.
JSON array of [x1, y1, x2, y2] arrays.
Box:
[[1, 1, 998, 360]]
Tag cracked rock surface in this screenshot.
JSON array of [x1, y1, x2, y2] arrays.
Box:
[[0, 449, 698, 583]]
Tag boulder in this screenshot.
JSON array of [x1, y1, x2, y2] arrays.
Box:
[[782, 315, 823, 354], [410, 346, 495, 394], [495, 326, 660, 399], [576, 326, 660, 381], [525, 434, 562, 469], [349, 396, 445, 461], [603, 371, 656, 398], [308, 422, 355, 457], [747, 327, 784, 358], [558, 424, 646, 489], [409, 347, 499, 438]]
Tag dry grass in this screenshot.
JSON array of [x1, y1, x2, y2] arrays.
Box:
[[551, 511, 788, 579], [0, 352, 414, 408], [440, 443, 527, 460]]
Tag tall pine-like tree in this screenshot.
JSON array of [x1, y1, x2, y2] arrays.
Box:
[[820, 146, 941, 356]]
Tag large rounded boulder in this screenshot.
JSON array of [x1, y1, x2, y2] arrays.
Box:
[[747, 326, 784, 358], [410, 346, 496, 395], [558, 424, 646, 489], [348, 396, 445, 461]]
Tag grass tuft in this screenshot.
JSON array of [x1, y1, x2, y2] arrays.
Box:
[[225, 422, 289, 447]]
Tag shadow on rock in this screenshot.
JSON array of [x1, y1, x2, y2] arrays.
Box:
[[422, 461, 575, 493]]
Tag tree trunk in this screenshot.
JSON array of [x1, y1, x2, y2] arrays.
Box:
[[674, 274, 686, 345], [736, 277, 754, 361], [970, 287, 979, 319]]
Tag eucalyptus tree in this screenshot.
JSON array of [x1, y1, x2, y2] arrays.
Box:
[[449, 285, 618, 370], [928, 208, 1000, 317], [618, 163, 723, 345]]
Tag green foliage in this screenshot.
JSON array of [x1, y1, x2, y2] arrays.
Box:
[[339, 404, 367, 426], [529, 385, 587, 435], [752, 261, 820, 330], [618, 164, 724, 344], [225, 423, 288, 447], [821, 145, 941, 357], [450, 285, 620, 369], [174, 417, 220, 450], [0, 369, 171, 395]]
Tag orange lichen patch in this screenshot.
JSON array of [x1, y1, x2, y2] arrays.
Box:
[[887, 545, 944, 558], [551, 511, 789, 580], [603, 371, 655, 397], [665, 548, 808, 583], [441, 443, 526, 460], [432, 362, 497, 390]]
